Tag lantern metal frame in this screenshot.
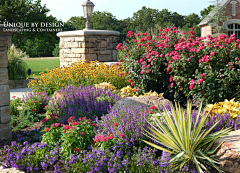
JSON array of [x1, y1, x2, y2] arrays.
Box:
[[82, 0, 95, 30]]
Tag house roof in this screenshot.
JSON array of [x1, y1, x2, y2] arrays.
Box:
[[198, 0, 239, 27]]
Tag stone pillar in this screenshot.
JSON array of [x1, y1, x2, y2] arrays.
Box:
[[57, 30, 120, 67], [0, 24, 16, 140]]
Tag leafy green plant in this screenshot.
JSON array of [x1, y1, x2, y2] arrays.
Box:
[[41, 116, 96, 159], [142, 101, 232, 172], [7, 44, 28, 80], [10, 96, 24, 116], [10, 107, 42, 132], [52, 43, 59, 57]]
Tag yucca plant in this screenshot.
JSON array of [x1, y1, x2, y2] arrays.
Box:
[[142, 101, 232, 173]]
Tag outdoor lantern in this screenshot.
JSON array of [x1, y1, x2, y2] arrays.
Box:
[[27, 68, 31, 78], [82, 0, 95, 30]]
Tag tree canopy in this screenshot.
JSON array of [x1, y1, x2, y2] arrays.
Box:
[[0, 0, 211, 57]]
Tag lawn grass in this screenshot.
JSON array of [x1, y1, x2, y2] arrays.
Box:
[[24, 57, 60, 78]]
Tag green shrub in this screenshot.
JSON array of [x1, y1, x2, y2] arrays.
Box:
[[7, 44, 28, 80], [118, 28, 240, 106], [52, 43, 59, 57], [10, 96, 23, 116], [10, 107, 41, 132]]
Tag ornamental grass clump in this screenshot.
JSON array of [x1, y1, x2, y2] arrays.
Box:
[[143, 101, 232, 172], [118, 28, 240, 106], [157, 103, 240, 132], [49, 85, 120, 124], [28, 60, 129, 95], [7, 44, 28, 80]]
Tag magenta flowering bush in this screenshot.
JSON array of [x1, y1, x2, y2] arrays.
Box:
[[168, 33, 240, 105], [118, 28, 240, 106]]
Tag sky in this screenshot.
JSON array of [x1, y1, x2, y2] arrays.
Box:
[[41, 0, 213, 22]]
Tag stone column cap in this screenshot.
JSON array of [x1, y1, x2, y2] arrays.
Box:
[[57, 29, 120, 37], [0, 24, 17, 35]]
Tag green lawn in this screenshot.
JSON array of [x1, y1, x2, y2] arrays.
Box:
[[24, 57, 60, 78]]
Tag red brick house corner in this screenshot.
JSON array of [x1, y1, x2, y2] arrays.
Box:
[[198, 0, 240, 38]]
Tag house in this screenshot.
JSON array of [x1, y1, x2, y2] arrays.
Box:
[[198, 0, 240, 38]]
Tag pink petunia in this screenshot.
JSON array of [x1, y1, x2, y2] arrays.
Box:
[[113, 123, 118, 126], [45, 127, 50, 132], [119, 134, 124, 138]]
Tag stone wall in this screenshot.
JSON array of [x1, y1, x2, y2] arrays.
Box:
[[57, 30, 120, 67], [0, 24, 15, 140]]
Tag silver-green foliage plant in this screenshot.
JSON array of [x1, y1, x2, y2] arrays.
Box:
[[7, 44, 29, 80], [142, 101, 232, 173]]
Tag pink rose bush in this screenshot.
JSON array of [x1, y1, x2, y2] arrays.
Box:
[[117, 28, 240, 105]]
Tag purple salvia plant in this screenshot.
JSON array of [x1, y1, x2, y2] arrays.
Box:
[[95, 105, 151, 147], [50, 85, 120, 124]]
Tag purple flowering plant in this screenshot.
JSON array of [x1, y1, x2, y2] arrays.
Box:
[[95, 105, 152, 151], [23, 91, 50, 113], [47, 85, 120, 124], [2, 141, 62, 173]]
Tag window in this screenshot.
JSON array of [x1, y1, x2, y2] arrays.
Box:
[[228, 23, 240, 38]]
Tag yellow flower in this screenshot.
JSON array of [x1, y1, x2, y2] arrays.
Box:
[[205, 98, 240, 119], [139, 90, 163, 97]]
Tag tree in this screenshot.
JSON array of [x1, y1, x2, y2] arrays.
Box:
[[0, 0, 61, 57], [130, 6, 159, 32], [182, 13, 201, 37], [64, 16, 86, 31], [200, 5, 215, 19], [91, 11, 119, 31], [65, 12, 130, 44]]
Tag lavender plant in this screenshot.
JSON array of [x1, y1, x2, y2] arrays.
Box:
[[49, 85, 120, 124]]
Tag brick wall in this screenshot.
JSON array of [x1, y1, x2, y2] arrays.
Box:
[[201, 24, 212, 37], [200, 0, 240, 37]]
